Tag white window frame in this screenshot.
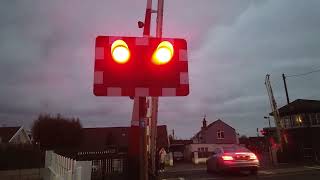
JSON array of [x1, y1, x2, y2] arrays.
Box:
[[317, 113, 320, 125], [310, 113, 317, 126], [112, 159, 123, 173], [217, 130, 224, 139]]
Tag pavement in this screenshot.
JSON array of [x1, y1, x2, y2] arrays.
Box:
[[159, 162, 320, 180]]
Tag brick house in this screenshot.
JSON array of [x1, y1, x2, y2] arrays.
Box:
[[191, 118, 238, 144], [186, 118, 239, 164]]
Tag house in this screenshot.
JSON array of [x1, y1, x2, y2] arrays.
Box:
[[270, 99, 320, 162], [186, 118, 239, 164], [0, 126, 41, 175], [191, 118, 238, 144], [56, 125, 169, 180], [0, 126, 31, 144]]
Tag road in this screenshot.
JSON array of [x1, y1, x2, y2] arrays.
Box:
[[159, 164, 320, 180]]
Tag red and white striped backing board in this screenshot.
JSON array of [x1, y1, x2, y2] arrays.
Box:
[[93, 36, 189, 97]]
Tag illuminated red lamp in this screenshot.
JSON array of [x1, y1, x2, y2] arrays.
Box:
[[222, 155, 234, 161], [152, 41, 174, 65], [249, 153, 258, 160], [260, 130, 266, 136], [111, 40, 130, 64]]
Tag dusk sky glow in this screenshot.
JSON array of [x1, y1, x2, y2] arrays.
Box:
[[1, 0, 320, 138]]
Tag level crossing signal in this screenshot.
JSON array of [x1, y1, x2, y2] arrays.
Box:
[[93, 36, 189, 97]]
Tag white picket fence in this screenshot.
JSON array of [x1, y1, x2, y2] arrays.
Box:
[[45, 151, 92, 180]]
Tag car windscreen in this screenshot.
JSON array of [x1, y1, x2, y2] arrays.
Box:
[[223, 146, 250, 153]]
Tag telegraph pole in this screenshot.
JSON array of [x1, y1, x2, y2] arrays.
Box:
[[129, 0, 152, 180], [130, 1, 168, 179], [95, 0, 188, 179], [282, 74, 290, 105], [149, 0, 164, 177]]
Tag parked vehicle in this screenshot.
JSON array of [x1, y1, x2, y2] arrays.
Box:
[[206, 145, 259, 175], [173, 151, 184, 161]]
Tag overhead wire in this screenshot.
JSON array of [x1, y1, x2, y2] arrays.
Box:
[[286, 67, 320, 78]]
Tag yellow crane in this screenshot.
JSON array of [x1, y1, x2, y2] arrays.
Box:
[[265, 74, 283, 148]]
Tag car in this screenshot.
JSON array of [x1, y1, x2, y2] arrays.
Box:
[[173, 151, 184, 161], [206, 145, 259, 175]]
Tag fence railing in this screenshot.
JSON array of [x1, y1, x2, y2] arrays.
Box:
[[45, 151, 91, 180]]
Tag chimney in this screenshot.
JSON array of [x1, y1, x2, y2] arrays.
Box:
[[202, 115, 207, 130]]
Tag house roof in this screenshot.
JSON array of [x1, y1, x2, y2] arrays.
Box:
[[270, 99, 320, 117], [170, 139, 193, 146], [206, 119, 235, 130], [0, 127, 20, 143], [192, 119, 235, 139], [80, 127, 129, 151], [79, 125, 168, 151]]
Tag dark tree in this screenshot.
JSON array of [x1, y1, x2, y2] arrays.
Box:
[[239, 135, 249, 145], [32, 114, 83, 149]]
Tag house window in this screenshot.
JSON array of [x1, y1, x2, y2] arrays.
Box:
[[283, 116, 291, 128], [112, 159, 123, 173], [293, 115, 302, 127], [314, 113, 320, 125], [310, 113, 317, 125], [317, 113, 320, 125], [92, 160, 101, 173], [217, 130, 224, 139], [302, 114, 311, 126]]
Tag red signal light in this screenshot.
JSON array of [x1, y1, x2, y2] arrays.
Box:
[[222, 155, 234, 161], [111, 40, 130, 64], [249, 153, 258, 160], [94, 36, 189, 97], [152, 41, 174, 65]]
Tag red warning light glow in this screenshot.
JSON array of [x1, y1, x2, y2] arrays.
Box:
[[111, 40, 130, 64], [152, 41, 174, 65]]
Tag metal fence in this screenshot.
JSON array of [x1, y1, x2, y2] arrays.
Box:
[[91, 154, 128, 180]]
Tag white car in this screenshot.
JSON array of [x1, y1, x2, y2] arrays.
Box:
[[206, 145, 259, 175]]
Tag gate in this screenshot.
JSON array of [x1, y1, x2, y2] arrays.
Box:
[[91, 154, 128, 180]]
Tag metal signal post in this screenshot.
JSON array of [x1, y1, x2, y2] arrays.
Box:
[[149, 0, 164, 177], [93, 0, 188, 179], [131, 0, 165, 179], [129, 0, 152, 180]]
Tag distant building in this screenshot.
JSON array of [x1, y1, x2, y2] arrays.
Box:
[[191, 118, 238, 144], [186, 118, 239, 164], [0, 126, 31, 144], [169, 139, 193, 161], [270, 99, 320, 162]]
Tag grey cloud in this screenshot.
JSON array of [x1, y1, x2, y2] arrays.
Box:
[[1, 0, 320, 138]]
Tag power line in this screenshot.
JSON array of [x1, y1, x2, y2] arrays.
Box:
[[286, 68, 320, 78]]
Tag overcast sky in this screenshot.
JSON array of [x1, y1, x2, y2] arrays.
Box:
[[1, 0, 320, 138]]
